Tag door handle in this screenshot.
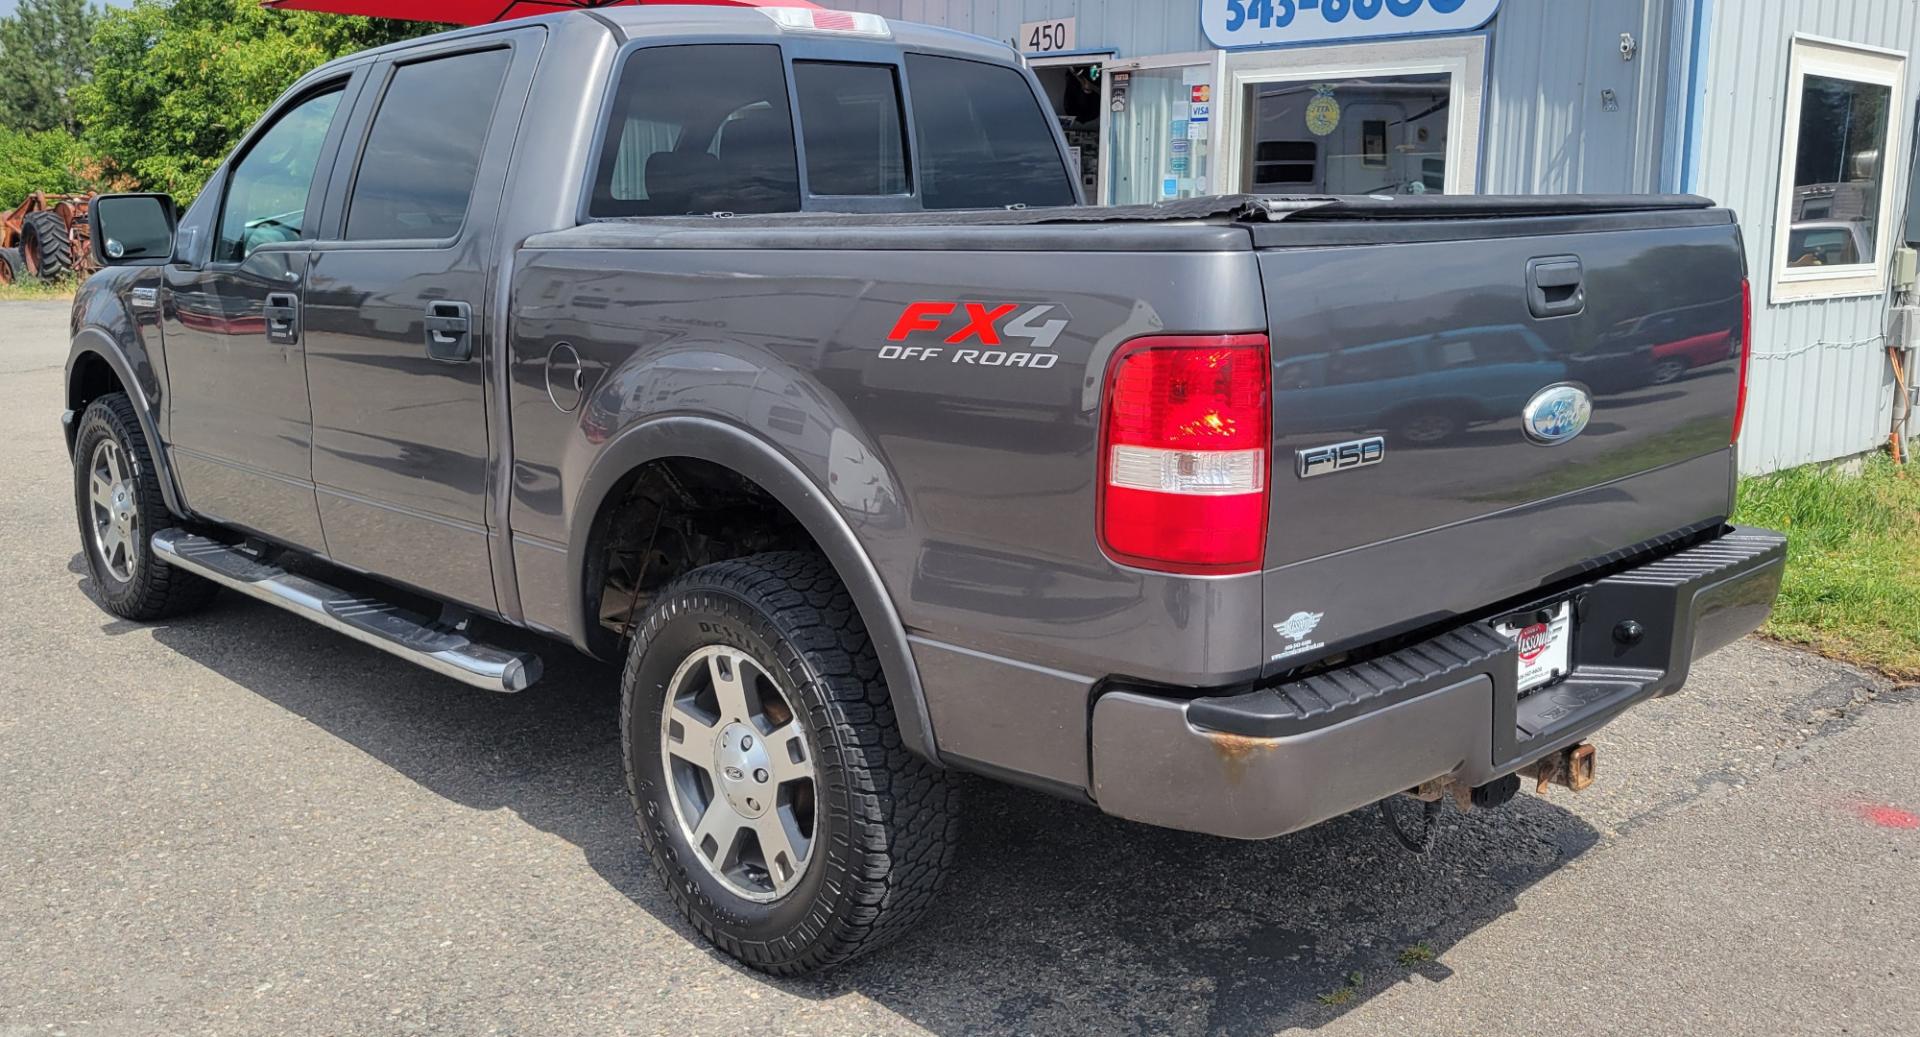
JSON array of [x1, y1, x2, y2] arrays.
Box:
[[1526, 256, 1585, 318], [424, 301, 473, 362], [263, 292, 300, 344]]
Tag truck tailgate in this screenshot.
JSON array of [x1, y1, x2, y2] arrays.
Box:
[[1252, 203, 1746, 673]]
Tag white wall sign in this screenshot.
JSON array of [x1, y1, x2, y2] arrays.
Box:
[[1019, 16, 1077, 54], [1203, 0, 1500, 50]]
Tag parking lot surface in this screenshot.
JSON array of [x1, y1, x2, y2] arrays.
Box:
[[3, 300, 1917, 1036]]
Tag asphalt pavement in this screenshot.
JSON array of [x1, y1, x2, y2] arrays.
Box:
[[2, 299, 1917, 1036]]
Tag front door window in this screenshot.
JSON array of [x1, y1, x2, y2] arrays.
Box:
[[215, 87, 343, 263]]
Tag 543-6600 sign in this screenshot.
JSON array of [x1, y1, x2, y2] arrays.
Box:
[[1205, 0, 1499, 48]]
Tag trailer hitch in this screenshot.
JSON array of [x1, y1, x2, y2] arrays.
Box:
[[1522, 742, 1597, 794]]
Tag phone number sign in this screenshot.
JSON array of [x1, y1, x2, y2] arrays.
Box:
[[1203, 0, 1500, 49]]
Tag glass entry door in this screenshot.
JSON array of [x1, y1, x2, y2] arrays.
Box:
[[1103, 55, 1220, 205]]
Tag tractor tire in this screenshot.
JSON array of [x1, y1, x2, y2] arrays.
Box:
[[23, 210, 74, 280], [0, 246, 27, 285]]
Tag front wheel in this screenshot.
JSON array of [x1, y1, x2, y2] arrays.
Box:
[[621, 552, 960, 974], [71, 393, 217, 620]]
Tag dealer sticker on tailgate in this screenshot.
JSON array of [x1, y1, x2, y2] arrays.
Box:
[[1496, 602, 1574, 693]]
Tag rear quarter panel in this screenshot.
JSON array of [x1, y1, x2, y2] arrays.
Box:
[[505, 227, 1272, 717]]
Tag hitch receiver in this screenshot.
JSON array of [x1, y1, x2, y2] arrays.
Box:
[[1523, 742, 1596, 794]]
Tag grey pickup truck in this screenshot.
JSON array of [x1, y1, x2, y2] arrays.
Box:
[[69, 5, 1784, 973]]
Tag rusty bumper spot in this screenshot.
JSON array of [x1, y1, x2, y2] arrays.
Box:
[[1523, 742, 1597, 794], [1205, 731, 1278, 784]]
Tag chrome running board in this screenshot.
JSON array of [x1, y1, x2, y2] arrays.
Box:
[[151, 529, 542, 692]]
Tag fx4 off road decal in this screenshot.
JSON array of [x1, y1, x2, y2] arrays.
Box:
[[879, 301, 1067, 369]]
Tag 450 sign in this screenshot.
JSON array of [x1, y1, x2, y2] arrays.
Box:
[[880, 301, 1069, 369]]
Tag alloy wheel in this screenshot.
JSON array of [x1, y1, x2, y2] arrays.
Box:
[[659, 645, 817, 902], [88, 439, 140, 583]]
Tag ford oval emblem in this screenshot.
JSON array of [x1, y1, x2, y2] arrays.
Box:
[[1522, 383, 1592, 445]]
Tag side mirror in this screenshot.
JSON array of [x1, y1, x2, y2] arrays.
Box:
[[88, 193, 177, 267]]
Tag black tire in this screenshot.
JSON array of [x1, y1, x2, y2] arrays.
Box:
[[0, 246, 27, 285], [71, 393, 217, 620], [23, 210, 74, 280], [621, 551, 960, 975]]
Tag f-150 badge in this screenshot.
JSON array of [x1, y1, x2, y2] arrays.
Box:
[[879, 301, 1067, 368]]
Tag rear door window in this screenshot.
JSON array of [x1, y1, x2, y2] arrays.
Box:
[[590, 44, 799, 217], [792, 61, 909, 196], [904, 54, 1075, 210], [344, 48, 511, 241]]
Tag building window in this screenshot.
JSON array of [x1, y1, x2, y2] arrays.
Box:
[[1771, 37, 1906, 301], [1218, 34, 1486, 199], [1244, 73, 1451, 195]]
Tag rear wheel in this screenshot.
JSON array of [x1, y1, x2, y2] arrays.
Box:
[[622, 551, 960, 974], [22, 210, 74, 280], [71, 393, 217, 620], [0, 246, 27, 285]]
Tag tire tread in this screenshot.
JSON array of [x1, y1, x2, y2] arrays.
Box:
[[74, 393, 217, 620], [621, 551, 960, 975]]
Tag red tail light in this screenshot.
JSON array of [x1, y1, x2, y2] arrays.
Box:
[[1098, 334, 1270, 575], [1732, 278, 1752, 445]]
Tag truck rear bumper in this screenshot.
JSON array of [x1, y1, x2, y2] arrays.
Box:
[[1089, 526, 1786, 840]]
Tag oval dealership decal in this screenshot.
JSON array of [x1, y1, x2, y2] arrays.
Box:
[[1522, 383, 1592, 445]]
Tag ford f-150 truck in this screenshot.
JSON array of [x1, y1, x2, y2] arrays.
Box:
[[67, 5, 1785, 974]]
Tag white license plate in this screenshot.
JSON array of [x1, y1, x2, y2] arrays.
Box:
[[1496, 602, 1574, 693]]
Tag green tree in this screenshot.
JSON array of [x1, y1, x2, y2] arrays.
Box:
[[0, 125, 114, 205], [0, 0, 99, 134], [76, 0, 431, 200]]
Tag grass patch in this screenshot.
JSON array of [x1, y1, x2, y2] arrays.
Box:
[[0, 276, 77, 302], [1317, 971, 1364, 1006], [1734, 455, 1920, 680], [1397, 942, 1436, 966]]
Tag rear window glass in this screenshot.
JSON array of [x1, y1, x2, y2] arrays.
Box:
[[904, 54, 1076, 210], [590, 44, 800, 217], [793, 62, 908, 196]]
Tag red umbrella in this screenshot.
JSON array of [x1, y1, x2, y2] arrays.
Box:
[[262, 0, 821, 27]]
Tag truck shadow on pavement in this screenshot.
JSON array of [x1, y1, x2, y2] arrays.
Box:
[[107, 568, 1603, 1035]]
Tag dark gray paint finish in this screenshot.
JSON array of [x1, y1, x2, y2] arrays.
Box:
[[65, 7, 1777, 816], [505, 243, 1271, 692], [1255, 220, 1746, 672], [65, 267, 188, 515], [299, 30, 545, 611]]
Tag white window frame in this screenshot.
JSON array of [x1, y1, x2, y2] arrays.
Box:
[[1770, 35, 1907, 302], [1214, 34, 1487, 197]]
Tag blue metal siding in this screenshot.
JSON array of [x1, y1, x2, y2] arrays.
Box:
[[844, 0, 1206, 56], [1689, 0, 1915, 474], [1481, 0, 1675, 194]]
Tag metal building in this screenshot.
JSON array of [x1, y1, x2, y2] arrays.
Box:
[[840, 0, 1920, 473]]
